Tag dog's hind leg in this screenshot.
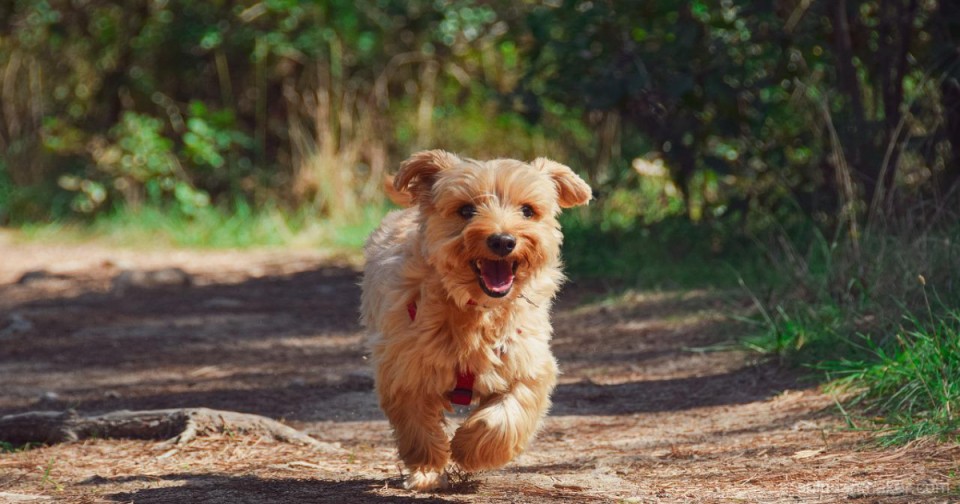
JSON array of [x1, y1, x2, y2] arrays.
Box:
[[380, 391, 451, 490], [449, 364, 558, 472]]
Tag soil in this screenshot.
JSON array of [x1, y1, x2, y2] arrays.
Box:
[[0, 231, 956, 503]]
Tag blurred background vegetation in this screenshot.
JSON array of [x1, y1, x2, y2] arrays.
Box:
[[1, 0, 959, 443]]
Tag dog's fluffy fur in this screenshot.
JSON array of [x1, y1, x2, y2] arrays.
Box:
[[360, 150, 591, 491]]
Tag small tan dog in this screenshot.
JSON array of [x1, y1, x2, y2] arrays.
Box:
[[360, 150, 591, 491]]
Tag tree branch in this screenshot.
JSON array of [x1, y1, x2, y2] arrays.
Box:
[[0, 409, 342, 452]]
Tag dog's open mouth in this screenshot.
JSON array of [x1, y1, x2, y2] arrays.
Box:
[[471, 259, 519, 298]]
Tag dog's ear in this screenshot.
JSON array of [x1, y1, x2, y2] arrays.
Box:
[[393, 150, 460, 202], [383, 176, 413, 207], [532, 158, 593, 208]]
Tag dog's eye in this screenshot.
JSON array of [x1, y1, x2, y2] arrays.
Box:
[[458, 204, 477, 219], [520, 204, 536, 219]]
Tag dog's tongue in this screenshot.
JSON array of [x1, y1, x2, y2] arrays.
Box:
[[480, 259, 514, 293]]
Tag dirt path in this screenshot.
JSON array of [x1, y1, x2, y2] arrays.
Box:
[[0, 232, 956, 503]]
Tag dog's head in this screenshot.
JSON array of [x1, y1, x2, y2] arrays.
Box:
[[393, 150, 592, 305]]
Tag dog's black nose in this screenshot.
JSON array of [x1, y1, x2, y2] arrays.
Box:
[[486, 233, 517, 257]]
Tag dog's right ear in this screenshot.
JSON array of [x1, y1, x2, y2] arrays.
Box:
[[393, 150, 460, 203], [531, 157, 593, 208]]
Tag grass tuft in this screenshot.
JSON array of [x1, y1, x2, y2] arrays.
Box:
[[821, 307, 960, 446]]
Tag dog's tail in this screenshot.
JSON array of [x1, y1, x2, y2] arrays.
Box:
[[384, 176, 414, 207]]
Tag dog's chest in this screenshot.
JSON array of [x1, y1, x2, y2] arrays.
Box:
[[475, 310, 517, 357]]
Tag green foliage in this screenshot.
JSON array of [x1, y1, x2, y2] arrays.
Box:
[[741, 296, 847, 358], [739, 218, 960, 443], [56, 112, 210, 215], [2, 0, 957, 227], [822, 308, 960, 445], [0, 440, 40, 453], [182, 101, 252, 172], [561, 210, 777, 290], [1, 0, 494, 219], [20, 202, 386, 250], [517, 0, 957, 224], [518, 1, 826, 207]]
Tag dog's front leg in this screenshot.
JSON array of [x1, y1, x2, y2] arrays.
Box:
[[380, 389, 450, 490], [450, 366, 557, 472]]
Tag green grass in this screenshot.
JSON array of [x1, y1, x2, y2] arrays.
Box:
[[0, 441, 40, 453], [39, 456, 63, 491], [16, 202, 387, 251], [739, 221, 960, 445], [560, 211, 782, 289], [739, 296, 848, 359], [821, 307, 960, 445]]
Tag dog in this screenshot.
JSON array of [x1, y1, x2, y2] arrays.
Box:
[[360, 150, 591, 491]]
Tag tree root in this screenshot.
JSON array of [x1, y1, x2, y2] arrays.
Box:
[[0, 408, 340, 451]]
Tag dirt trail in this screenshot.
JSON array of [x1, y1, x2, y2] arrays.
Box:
[[0, 233, 956, 503]]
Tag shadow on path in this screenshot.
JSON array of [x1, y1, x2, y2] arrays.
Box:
[[552, 363, 796, 416], [86, 473, 448, 504], [1, 264, 799, 424]]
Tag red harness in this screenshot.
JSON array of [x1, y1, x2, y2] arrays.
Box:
[[407, 300, 476, 406]]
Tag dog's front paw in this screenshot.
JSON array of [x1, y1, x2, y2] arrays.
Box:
[[403, 469, 448, 491], [451, 416, 518, 472]]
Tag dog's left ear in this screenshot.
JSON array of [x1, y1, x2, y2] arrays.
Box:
[[393, 150, 461, 203], [532, 158, 593, 208]]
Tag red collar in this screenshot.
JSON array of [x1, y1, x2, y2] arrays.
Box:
[[407, 299, 476, 405]]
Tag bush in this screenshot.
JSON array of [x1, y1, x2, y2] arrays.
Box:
[[57, 112, 210, 215]]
